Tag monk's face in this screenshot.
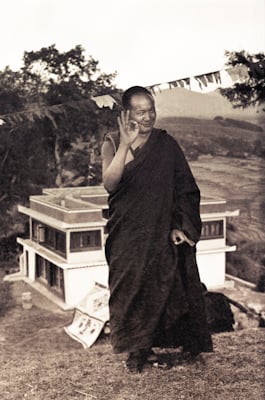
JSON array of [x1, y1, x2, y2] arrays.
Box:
[[128, 94, 156, 135]]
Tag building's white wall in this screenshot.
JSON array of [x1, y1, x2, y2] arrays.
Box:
[[67, 249, 106, 264], [64, 264, 109, 306], [27, 248, 36, 281], [197, 238, 225, 252], [197, 252, 226, 289], [19, 253, 25, 275], [66, 227, 106, 264]]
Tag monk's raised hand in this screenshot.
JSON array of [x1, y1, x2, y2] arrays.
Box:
[[118, 110, 139, 146]]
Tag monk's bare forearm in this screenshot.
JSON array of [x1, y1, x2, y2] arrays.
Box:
[[103, 143, 129, 192]]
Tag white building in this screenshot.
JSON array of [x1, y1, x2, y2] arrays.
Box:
[[13, 186, 238, 309]]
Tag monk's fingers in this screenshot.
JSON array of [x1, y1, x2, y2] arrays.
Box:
[[174, 237, 194, 246], [117, 116, 122, 130], [180, 232, 194, 246], [120, 110, 126, 126], [125, 109, 130, 125], [186, 238, 195, 247], [171, 229, 181, 242], [120, 110, 128, 127], [128, 120, 139, 133], [173, 231, 195, 247], [120, 111, 134, 134], [174, 237, 184, 245], [118, 116, 128, 137]]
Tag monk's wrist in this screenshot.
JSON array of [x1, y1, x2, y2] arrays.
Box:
[[118, 142, 130, 151]]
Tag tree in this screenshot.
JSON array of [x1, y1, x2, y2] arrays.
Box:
[[0, 45, 120, 239], [220, 50, 265, 110], [21, 44, 120, 186]]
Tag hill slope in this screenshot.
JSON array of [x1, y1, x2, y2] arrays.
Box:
[[154, 87, 261, 123], [156, 116, 265, 285], [156, 116, 264, 160]]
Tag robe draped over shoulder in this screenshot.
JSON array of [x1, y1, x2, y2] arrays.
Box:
[[104, 128, 213, 354]]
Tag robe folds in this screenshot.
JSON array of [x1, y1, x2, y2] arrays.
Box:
[[104, 128, 213, 354]]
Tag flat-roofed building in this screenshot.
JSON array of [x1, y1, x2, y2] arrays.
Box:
[[13, 186, 238, 309]]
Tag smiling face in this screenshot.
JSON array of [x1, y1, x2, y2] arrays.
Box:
[[128, 94, 156, 135]]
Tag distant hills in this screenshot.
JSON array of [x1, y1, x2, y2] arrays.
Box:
[[154, 87, 262, 123]]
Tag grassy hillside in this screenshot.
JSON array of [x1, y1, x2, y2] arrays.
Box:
[[154, 87, 260, 122], [156, 116, 265, 160], [157, 116, 265, 287]]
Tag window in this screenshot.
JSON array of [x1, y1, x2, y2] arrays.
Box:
[[31, 219, 66, 257], [55, 231, 66, 254], [102, 208, 109, 220], [32, 220, 44, 242], [70, 230, 101, 252], [36, 254, 49, 283], [46, 228, 55, 247], [50, 265, 64, 293], [36, 254, 64, 298], [201, 220, 224, 240], [32, 220, 38, 240]]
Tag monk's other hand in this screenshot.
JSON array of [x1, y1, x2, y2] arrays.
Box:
[[170, 229, 195, 247]]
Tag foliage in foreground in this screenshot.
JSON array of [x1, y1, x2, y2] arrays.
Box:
[[220, 50, 265, 110]]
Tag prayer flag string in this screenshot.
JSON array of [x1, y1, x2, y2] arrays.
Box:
[[0, 61, 264, 126]]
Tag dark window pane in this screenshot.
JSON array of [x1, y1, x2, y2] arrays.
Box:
[[201, 220, 224, 240], [70, 230, 101, 252]]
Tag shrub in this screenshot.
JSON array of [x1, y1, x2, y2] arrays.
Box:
[[214, 116, 263, 132], [253, 139, 265, 159], [0, 281, 15, 317], [226, 252, 263, 285], [214, 116, 224, 121], [256, 273, 265, 293], [227, 222, 237, 232]]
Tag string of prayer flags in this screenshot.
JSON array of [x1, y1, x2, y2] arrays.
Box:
[[147, 83, 171, 95], [213, 71, 222, 84], [205, 73, 215, 84], [91, 94, 117, 110], [0, 60, 263, 126], [226, 64, 249, 83], [195, 75, 208, 88], [183, 77, 191, 88], [168, 80, 179, 89]]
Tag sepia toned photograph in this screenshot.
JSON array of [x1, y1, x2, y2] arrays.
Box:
[[0, 1, 264, 399]]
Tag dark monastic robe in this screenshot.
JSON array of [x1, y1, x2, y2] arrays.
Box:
[[104, 128, 213, 354]]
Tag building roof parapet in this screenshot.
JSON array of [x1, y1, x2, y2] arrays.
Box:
[[22, 186, 237, 220], [18, 205, 106, 229], [29, 195, 103, 223]]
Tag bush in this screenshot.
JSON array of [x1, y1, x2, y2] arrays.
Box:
[[0, 281, 15, 317], [214, 116, 263, 132], [256, 273, 265, 293], [215, 135, 253, 158], [227, 222, 237, 232], [226, 252, 264, 285]]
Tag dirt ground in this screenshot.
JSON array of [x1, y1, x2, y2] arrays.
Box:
[[0, 277, 264, 400]]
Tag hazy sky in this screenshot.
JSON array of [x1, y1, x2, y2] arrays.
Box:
[[1, 0, 264, 88]]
